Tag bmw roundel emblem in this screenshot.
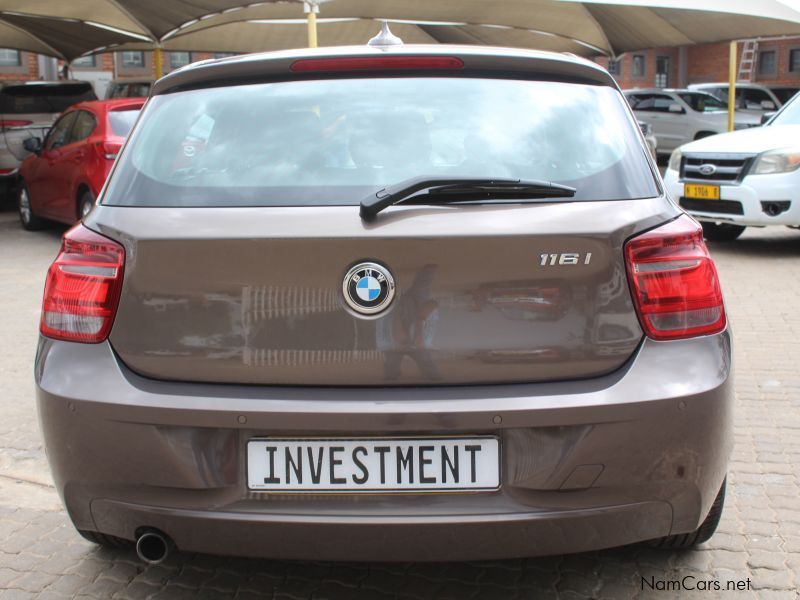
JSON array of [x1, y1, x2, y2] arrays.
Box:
[[343, 262, 395, 315]]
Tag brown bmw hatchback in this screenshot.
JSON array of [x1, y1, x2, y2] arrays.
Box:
[[35, 41, 732, 564]]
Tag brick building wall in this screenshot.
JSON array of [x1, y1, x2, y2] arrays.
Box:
[[597, 36, 800, 91], [1, 37, 799, 91], [685, 42, 742, 85], [63, 52, 116, 75], [69, 51, 220, 78], [597, 47, 681, 89], [746, 39, 800, 86], [0, 50, 224, 84], [0, 51, 39, 82]]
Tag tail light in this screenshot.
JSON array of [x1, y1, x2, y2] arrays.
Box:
[[625, 215, 726, 341], [95, 140, 122, 160], [40, 225, 125, 343], [0, 119, 33, 129]]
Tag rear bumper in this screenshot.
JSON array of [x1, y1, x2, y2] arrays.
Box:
[[0, 164, 18, 183], [91, 498, 671, 561], [36, 333, 733, 561], [0, 144, 23, 177]]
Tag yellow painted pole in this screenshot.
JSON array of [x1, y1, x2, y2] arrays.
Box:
[[728, 40, 737, 132], [307, 11, 318, 48], [153, 46, 164, 79]]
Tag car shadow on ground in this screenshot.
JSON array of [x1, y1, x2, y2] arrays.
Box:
[[83, 540, 686, 598], [706, 229, 800, 259], [0, 200, 68, 241]]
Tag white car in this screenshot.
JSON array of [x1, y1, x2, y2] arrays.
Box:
[[625, 89, 761, 155], [663, 92, 800, 241], [688, 82, 780, 115], [0, 81, 97, 201]]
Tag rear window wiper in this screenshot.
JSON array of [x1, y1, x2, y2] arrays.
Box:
[[359, 176, 577, 221]]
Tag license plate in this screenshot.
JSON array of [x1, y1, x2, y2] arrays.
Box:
[[247, 437, 500, 493], [684, 183, 720, 200]]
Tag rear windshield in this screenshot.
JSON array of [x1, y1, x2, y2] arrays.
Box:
[[108, 109, 141, 137], [103, 77, 658, 207], [108, 82, 151, 99], [0, 83, 96, 114]]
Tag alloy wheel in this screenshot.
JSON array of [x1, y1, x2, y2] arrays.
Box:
[[18, 188, 31, 224], [80, 196, 94, 219]]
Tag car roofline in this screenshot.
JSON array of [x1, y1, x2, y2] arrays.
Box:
[[625, 88, 711, 94], [0, 80, 94, 90], [1, 80, 92, 86], [689, 82, 767, 89], [64, 99, 146, 113], [151, 44, 617, 96], [109, 77, 154, 83]]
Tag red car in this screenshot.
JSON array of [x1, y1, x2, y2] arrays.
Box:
[[17, 98, 144, 230]]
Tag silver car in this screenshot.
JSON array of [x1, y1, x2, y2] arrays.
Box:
[[0, 81, 96, 197], [688, 82, 781, 114], [35, 43, 732, 563], [626, 88, 760, 155]]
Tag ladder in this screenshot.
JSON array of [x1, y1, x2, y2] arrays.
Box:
[[737, 39, 758, 82]]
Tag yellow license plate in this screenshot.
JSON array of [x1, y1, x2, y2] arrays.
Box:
[[684, 184, 720, 200]]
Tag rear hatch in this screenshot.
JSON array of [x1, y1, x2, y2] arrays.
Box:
[[0, 82, 96, 163], [98, 201, 673, 386], [95, 51, 668, 386]]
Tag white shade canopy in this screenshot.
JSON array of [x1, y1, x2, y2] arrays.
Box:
[[2, 0, 800, 60], [0, 10, 147, 60], [116, 18, 597, 56], [154, 0, 800, 57]]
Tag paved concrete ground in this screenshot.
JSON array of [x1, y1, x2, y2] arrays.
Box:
[[0, 205, 798, 599]]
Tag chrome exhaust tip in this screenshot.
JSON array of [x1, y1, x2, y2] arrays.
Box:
[[135, 530, 172, 565]]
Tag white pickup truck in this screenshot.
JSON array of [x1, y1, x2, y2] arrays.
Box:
[[663, 92, 800, 241]]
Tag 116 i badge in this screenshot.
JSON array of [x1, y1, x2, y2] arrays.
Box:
[[343, 262, 395, 315]]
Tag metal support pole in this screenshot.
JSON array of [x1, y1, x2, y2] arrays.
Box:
[[304, 2, 319, 48], [154, 45, 164, 79], [728, 41, 737, 132], [308, 12, 318, 48]]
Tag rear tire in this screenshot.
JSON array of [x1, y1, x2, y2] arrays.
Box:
[[0, 177, 16, 207], [77, 529, 134, 549], [702, 222, 746, 242], [648, 477, 726, 549], [78, 189, 95, 221], [17, 184, 46, 231]]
